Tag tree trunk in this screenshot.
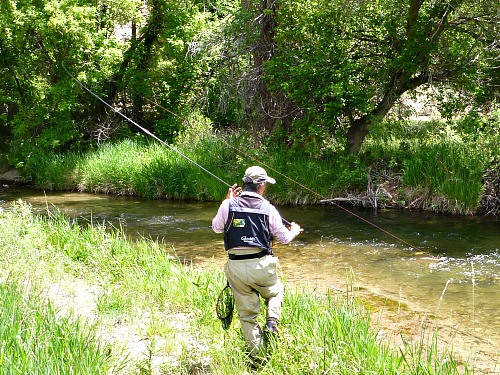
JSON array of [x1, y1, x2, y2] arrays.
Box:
[[345, 0, 447, 155], [346, 118, 369, 155], [242, 0, 298, 138]]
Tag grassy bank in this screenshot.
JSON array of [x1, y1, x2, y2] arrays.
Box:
[[0, 201, 469, 374], [21, 115, 499, 215]]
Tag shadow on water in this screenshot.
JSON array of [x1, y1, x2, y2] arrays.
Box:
[[1, 187, 499, 371]]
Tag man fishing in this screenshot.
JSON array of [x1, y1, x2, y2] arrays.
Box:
[[212, 166, 303, 362]]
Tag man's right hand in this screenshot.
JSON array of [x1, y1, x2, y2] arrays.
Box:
[[289, 222, 303, 237], [225, 183, 242, 199]]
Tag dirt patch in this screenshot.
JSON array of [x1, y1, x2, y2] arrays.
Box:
[[44, 276, 209, 375], [42, 266, 499, 374], [0, 168, 29, 185]]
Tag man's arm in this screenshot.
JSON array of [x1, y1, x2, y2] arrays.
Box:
[[212, 184, 241, 233], [268, 206, 302, 244], [212, 199, 229, 233]]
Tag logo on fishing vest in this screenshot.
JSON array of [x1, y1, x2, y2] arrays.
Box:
[[241, 236, 256, 243], [233, 219, 245, 228]]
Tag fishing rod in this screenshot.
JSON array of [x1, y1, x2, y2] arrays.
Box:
[[142, 96, 420, 251], [61, 62, 291, 228], [222, 143, 420, 250]]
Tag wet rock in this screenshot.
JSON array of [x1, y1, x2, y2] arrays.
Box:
[[0, 168, 29, 185]]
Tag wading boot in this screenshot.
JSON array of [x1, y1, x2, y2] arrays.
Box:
[[263, 319, 279, 355], [264, 319, 278, 334]]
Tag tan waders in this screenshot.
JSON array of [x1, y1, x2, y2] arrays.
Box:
[[224, 254, 283, 358]]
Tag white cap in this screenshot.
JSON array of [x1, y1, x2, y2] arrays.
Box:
[[242, 166, 276, 184]]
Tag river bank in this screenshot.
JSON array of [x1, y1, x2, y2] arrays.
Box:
[[0, 201, 479, 374], [2, 188, 499, 373], [1, 130, 497, 216], [2, 165, 499, 216]]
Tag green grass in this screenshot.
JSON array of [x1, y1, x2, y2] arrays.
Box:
[[0, 201, 469, 374], [0, 277, 122, 374], [361, 117, 495, 213], [22, 114, 498, 214], [22, 135, 376, 205], [402, 142, 486, 209]]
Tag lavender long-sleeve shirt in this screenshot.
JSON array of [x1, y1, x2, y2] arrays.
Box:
[[212, 192, 297, 245]]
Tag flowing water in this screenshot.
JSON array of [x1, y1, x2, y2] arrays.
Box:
[[1, 187, 499, 371]]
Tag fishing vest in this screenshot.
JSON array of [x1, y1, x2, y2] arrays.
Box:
[[224, 194, 272, 253]]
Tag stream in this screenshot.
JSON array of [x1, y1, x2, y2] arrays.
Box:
[[1, 187, 499, 371]]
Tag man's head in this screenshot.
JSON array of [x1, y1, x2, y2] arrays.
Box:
[[242, 166, 275, 194], [242, 166, 276, 185]]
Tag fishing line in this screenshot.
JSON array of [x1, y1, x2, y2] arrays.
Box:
[[62, 62, 230, 188], [221, 139, 420, 250], [63, 61, 418, 250], [62, 62, 291, 227], [143, 96, 420, 251]]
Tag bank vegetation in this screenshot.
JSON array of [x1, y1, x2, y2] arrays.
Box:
[[0, 200, 470, 374], [1, 0, 499, 217], [20, 111, 500, 216]]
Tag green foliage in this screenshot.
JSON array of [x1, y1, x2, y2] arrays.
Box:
[[24, 136, 239, 201], [24, 131, 370, 205], [265, 0, 500, 154], [0, 278, 118, 374], [0, 0, 228, 164], [23, 108, 498, 212], [362, 115, 494, 212], [0, 0, 128, 163], [2, 0, 498, 163]]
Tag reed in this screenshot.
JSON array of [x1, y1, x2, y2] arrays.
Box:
[[17, 105, 498, 214], [402, 142, 486, 211], [26, 134, 247, 201], [0, 201, 468, 374], [22, 151, 81, 190]]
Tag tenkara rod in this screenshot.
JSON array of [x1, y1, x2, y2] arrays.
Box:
[[62, 63, 291, 228], [143, 96, 420, 251]]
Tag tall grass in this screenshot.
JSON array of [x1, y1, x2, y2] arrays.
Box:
[[362, 118, 492, 213], [0, 277, 121, 374], [24, 135, 370, 205], [402, 142, 486, 210], [24, 136, 241, 201], [0, 201, 469, 374], [17, 113, 500, 213], [25, 117, 498, 213]]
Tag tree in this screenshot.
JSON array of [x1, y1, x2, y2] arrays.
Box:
[[0, 0, 137, 161], [0, 0, 216, 161], [196, 0, 300, 139], [265, 0, 500, 154], [240, 0, 299, 138], [99, 0, 211, 141]]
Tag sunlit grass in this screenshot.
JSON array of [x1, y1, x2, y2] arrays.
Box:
[[362, 118, 492, 213], [20, 112, 499, 213], [0, 276, 123, 374], [0, 201, 469, 374], [402, 142, 486, 210], [24, 135, 368, 205]]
